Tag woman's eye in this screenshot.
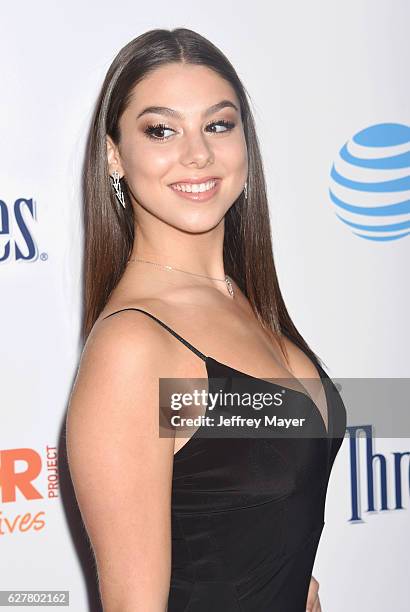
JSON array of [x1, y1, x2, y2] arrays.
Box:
[[206, 119, 236, 134], [144, 123, 175, 141], [143, 119, 236, 142]]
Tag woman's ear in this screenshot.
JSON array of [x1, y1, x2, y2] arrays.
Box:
[[106, 135, 125, 177]]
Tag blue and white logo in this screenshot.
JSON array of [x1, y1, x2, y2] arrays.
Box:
[[329, 123, 410, 241], [0, 198, 39, 262]]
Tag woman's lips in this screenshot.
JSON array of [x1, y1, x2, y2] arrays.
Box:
[[168, 179, 221, 202]]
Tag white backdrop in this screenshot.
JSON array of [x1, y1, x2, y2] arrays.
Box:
[[1, 1, 409, 610]]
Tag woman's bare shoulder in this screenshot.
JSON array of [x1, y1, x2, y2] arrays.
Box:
[[91, 299, 171, 353], [72, 300, 182, 410]]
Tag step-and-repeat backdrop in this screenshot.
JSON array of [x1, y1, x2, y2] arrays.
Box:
[[1, 1, 409, 610]]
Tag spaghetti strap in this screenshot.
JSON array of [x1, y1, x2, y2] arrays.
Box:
[[102, 307, 207, 362]]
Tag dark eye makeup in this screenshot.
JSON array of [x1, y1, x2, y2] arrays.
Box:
[[143, 119, 236, 142]]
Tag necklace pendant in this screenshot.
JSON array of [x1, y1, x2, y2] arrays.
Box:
[[225, 275, 234, 298]]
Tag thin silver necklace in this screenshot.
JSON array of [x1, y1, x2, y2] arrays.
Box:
[[127, 257, 234, 298]]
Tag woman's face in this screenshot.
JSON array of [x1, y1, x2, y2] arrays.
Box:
[[107, 63, 248, 233]]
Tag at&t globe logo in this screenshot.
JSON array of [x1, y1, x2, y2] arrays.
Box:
[[329, 122, 410, 241]]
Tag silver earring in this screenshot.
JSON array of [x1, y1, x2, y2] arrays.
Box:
[[244, 181, 248, 200], [110, 170, 126, 209]]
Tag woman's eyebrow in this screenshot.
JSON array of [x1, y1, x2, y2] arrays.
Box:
[[136, 100, 239, 120]]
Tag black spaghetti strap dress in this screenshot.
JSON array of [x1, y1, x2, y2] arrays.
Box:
[[102, 308, 346, 612]]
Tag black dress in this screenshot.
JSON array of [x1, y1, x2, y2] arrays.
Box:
[[102, 308, 346, 612]]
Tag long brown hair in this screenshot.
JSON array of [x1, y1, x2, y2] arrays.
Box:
[[82, 27, 327, 372]]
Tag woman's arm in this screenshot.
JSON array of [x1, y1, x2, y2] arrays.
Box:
[[66, 314, 175, 611]]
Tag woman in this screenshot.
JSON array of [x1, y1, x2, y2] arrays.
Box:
[[66, 28, 346, 612]]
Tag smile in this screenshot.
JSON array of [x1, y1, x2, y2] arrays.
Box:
[[171, 180, 217, 193], [169, 179, 221, 202]]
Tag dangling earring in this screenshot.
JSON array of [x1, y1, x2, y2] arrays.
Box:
[[110, 170, 126, 209], [244, 180, 248, 200]]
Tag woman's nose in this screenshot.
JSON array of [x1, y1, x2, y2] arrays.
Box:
[[179, 132, 214, 167]]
